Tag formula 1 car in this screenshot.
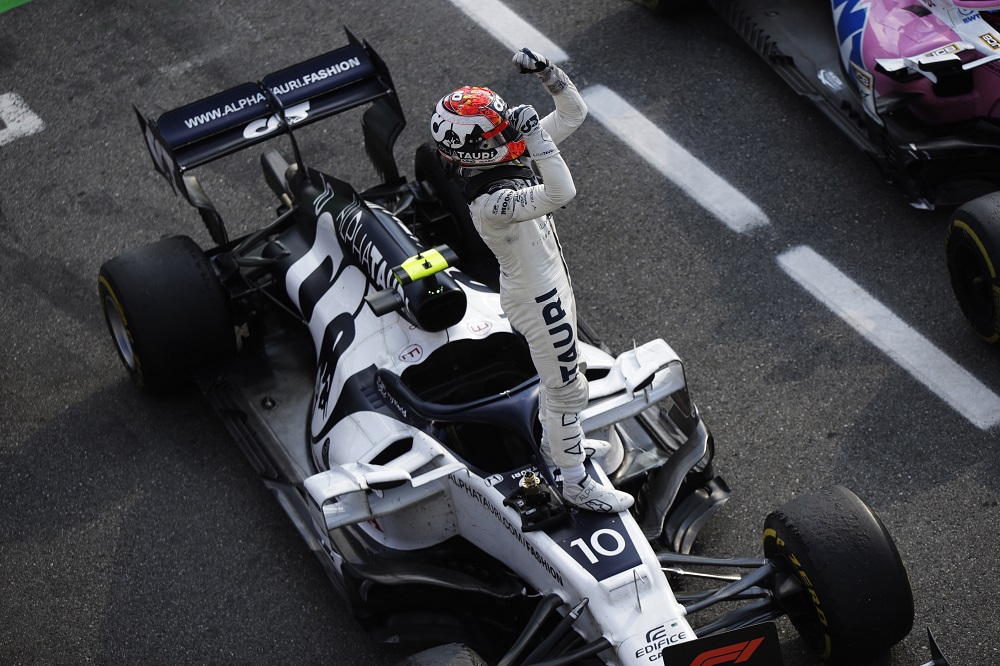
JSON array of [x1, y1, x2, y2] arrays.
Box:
[[645, 0, 1000, 344], [98, 30, 940, 665]]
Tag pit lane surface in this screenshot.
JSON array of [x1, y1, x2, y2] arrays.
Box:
[[2, 1, 998, 664]]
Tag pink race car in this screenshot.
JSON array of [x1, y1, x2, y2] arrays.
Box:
[[650, 0, 1000, 344], [853, 0, 1000, 127]]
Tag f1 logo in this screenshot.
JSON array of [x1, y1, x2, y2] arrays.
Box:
[[661, 623, 783, 665], [689, 638, 763, 665]]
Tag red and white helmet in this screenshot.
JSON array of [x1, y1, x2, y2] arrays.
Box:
[[430, 86, 526, 167]]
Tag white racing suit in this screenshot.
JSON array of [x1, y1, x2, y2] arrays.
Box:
[[467, 77, 589, 472]]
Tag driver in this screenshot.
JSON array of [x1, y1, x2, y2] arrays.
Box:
[[429, 48, 634, 513]]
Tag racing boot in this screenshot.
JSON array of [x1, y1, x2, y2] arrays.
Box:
[[562, 475, 634, 513]]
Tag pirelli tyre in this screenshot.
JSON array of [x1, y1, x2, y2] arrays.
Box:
[[762, 485, 914, 664], [946, 192, 1000, 344], [98, 235, 235, 394]]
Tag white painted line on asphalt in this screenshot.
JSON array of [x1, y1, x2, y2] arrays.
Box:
[[445, 0, 569, 62], [582, 85, 770, 233], [0, 92, 44, 147], [779, 245, 1000, 430]]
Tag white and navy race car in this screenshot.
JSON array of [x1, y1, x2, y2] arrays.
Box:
[[98, 29, 939, 666]]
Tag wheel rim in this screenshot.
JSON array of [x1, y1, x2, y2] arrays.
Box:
[[104, 293, 136, 371]]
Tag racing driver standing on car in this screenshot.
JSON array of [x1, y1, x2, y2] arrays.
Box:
[[429, 48, 633, 513]]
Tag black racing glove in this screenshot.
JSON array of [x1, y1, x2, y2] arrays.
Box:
[[512, 48, 568, 95]]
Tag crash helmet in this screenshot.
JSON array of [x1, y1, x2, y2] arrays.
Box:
[[430, 86, 526, 167]]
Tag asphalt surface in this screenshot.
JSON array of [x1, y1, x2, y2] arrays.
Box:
[[1, 1, 998, 665]]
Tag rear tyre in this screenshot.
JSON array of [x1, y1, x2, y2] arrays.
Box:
[[946, 192, 1000, 344], [98, 235, 236, 394], [763, 485, 913, 663]]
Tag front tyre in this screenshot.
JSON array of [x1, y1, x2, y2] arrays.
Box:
[[763, 485, 913, 663], [946, 192, 1000, 344], [98, 235, 236, 394]]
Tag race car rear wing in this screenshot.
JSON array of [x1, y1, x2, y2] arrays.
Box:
[[134, 28, 405, 244]]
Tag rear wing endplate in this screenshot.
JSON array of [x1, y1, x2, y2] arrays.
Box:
[[134, 28, 405, 207]]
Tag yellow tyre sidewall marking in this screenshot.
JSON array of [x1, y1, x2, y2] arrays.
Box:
[[762, 527, 833, 659], [951, 219, 1000, 342], [951, 218, 996, 278]]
